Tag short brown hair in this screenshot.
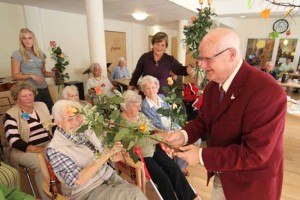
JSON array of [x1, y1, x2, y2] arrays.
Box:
[[151, 32, 168, 47], [11, 81, 37, 101]]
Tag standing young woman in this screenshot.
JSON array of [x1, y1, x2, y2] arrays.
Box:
[[11, 28, 55, 112]]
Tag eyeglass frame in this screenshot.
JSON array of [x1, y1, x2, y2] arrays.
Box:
[[198, 47, 232, 65]]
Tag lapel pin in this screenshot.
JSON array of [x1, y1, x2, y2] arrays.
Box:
[[231, 93, 235, 100]]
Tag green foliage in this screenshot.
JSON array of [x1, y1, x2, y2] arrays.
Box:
[[268, 31, 280, 39], [49, 42, 70, 85], [156, 79, 187, 129], [183, 6, 217, 59], [78, 94, 156, 162]]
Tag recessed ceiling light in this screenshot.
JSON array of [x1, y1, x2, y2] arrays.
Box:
[[240, 16, 246, 18], [132, 11, 148, 21]]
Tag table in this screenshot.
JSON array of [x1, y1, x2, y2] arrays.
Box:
[[114, 78, 130, 87], [288, 73, 300, 79], [279, 82, 300, 89]]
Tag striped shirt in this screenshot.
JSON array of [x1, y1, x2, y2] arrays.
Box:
[[3, 110, 51, 152], [45, 128, 97, 187]]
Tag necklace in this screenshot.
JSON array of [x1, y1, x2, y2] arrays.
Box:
[[94, 77, 101, 81]]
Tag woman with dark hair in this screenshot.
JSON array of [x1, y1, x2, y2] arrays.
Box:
[[11, 28, 55, 112], [128, 32, 194, 94]]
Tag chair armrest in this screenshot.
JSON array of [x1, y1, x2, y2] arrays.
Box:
[[120, 156, 144, 169]]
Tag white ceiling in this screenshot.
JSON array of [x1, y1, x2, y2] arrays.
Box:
[[0, 0, 298, 29]]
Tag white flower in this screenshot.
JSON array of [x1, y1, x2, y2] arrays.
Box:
[[172, 103, 178, 109]]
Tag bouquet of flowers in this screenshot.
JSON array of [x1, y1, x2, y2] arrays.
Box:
[[49, 41, 70, 85], [156, 77, 187, 130], [74, 87, 158, 162]]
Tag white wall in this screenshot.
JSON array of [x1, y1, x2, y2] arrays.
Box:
[[0, 2, 26, 77]]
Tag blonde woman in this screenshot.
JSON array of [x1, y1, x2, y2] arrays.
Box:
[[11, 28, 55, 112]]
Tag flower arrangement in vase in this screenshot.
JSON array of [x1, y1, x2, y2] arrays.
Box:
[[49, 41, 70, 86]]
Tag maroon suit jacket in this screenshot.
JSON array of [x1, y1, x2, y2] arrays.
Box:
[[184, 61, 286, 200]]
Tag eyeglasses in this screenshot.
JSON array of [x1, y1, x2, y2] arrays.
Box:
[[198, 48, 231, 65]]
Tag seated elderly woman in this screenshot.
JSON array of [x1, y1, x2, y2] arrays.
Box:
[[86, 63, 115, 101], [121, 90, 196, 200], [140, 75, 180, 131], [45, 100, 146, 200], [110, 57, 131, 80], [3, 81, 52, 199], [62, 85, 89, 106]]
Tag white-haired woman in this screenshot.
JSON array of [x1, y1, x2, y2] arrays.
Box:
[[86, 63, 114, 100], [121, 90, 196, 200], [62, 85, 89, 106], [140, 75, 180, 131], [46, 100, 146, 200], [110, 57, 131, 80]]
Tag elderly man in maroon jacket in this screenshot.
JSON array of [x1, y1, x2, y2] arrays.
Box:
[[165, 28, 286, 200]]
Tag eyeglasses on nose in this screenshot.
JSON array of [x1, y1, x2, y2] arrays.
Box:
[[198, 47, 232, 64]]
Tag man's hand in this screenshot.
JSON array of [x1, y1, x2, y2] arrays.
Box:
[[176, 144, 201, 165], [161, 131, 185, 153]]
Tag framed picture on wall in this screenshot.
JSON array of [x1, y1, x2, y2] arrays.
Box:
[[245, 38, 275, 69], [105, 31, 126, 70]]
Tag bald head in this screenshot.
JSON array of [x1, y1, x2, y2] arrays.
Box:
[[197, 28, 242, 84], [199, 28, 241, 60]]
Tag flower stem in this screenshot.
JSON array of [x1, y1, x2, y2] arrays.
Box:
[[149, 136, 184, 152], [121, 151, 137, 185]]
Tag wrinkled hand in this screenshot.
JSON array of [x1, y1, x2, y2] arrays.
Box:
[[31, 74, 45, 84], [109, 142, 125, 162], [175, 144, 200, 165], [161, 131, 185, 153]]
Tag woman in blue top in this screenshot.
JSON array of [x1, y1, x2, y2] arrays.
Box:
[[11, 28, 55, 112]]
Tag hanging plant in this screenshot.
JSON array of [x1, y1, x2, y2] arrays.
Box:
[[183, 6, 217, 59], [183, 6, 217, 89]]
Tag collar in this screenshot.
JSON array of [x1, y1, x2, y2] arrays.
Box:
[[146, 96, 164, 108], [220, 59, 243, 92], [57, 127, 87, 145]]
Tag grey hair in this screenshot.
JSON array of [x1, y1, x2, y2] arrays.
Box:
[[52, 100, 82, 124], [118, 57, 126, 65], [139, 75, 160, 92], [265, 61, 274, 67], [121, 90, 142, 110], [61, 85, 79, 99], [90, 62, 101, 72]]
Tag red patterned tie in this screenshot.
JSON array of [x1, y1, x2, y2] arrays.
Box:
[[219, 86, 225, 103]]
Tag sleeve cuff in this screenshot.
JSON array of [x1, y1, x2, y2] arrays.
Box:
[[178, 130, 188, 144], [199, 148, 204, 166]]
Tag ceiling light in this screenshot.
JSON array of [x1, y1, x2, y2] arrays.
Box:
[[132, 11, 148, 21]]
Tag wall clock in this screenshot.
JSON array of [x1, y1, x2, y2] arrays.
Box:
[[273, 19, 289, 33]]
